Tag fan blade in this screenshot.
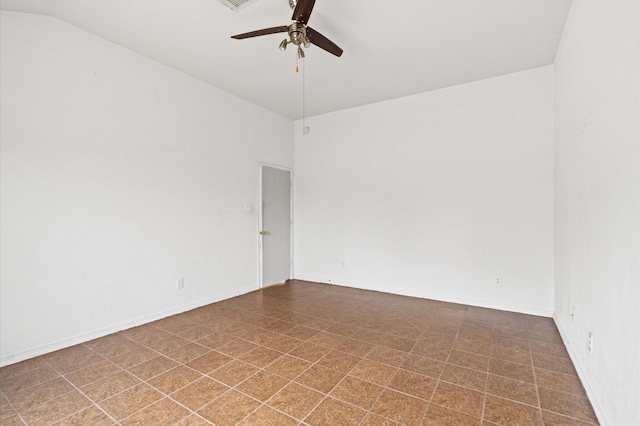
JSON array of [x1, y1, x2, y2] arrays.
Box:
[[292, 0, 315, 24], [307, 27, 343, 57], [231, 26, 288, 39]]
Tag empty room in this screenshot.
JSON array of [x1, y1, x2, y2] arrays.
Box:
[[0, 0, 638, 425]]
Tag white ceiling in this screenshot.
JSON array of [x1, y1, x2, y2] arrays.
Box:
[[0, 0, 573, 119]]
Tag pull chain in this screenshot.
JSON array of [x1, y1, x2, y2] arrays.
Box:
[[295, 51, 306, 136]]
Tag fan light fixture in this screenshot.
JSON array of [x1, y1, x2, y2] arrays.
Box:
[[279, 39, 288, 51]]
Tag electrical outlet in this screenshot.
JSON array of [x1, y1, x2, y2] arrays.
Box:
[[176, 278, 184, 290], [588, 331, 594, 354], [495, 275, 503, 286]]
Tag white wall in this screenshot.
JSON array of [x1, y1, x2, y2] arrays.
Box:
[[553, 0, 640, 424], [0, 11, 293, 365], [294, 66, 555, 316]]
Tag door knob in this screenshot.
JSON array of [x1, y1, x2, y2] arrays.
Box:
[[259, 230, 270, 236]]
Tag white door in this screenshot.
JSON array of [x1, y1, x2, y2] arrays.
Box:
[[260, 165, 292, 287]]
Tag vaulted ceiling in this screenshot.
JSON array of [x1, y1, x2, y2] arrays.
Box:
[[0, 0, 573, 119]]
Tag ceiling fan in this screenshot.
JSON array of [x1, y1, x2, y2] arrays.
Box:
[[231, 0, 343, 58]]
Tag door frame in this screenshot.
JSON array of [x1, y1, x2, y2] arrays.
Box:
[[257, 162, 293, 289]]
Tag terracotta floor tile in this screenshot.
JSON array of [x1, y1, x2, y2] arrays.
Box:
[[360, 413, 400, 425], [81, 371, 141, 402], [541, 410, 599, 425], [490, 344, 532, 366], [447, 350, 489, 372], [539, 388, 598, 423], [238, 405, 299, 425], [195, 332, 235, 349], [262, 335, 303, 352], [21, 389, 92, 426], [0, 357, 48, 383], [236, 370, 289, 401], [486, 374, 539, 406], [379, 334, 416, 352], [42, 345, 105, 375], [492, 335, 530, 351], [316, 350, 360, 373], [186, 350, 233, 374], [110, 347, 157, 369], [147, 365, 202, 394], [456, 334, 493, 353], [239, 346, 284, 368], [174, 414, 213, 426], [400, 354, 445, 379], [120, 397, 189, 426], [64, 359, 121, 387], [124, 328, 173, 346], [306, 331, 346, 349], [1, 415, 24, 426], [535, 368, 586, 396], [335, 338, 374, 357], [412, 333, 455, 361], [267, 382, 324, 420], [350, 359, 397, 386], [264, 354, 312, 379], [388, 369, 437, 400], [483, 394, 543, 425], [285, 325, 321, 340], [295, 364, 345, 393], [7, 376, 74, 412], [431, 382, 484, 418], [208, 360, 259, 387], [198, 389, 261, 426], [0, 396, 15, 420], [366, 346, 409, 367], [330, 375, 383, 409], [177, 326, 216, 341], [53, 405, 115, 426], [422, 404, 481, 426], [127, 356, 179, 381], [489, 357, 535, 383], [98, 383, 163, 421], [428, 321, 462, 336], [1, 366, 60, 396], [262, 319, 297, 333], [532, 352, 578, 376], [243, 329, 282, 347], [325, 323, 359, 338], [289, 342, 331, 362], [215, 339, 259, 358], [166, 343, 211, 364], [305, 397, 366, 426], [440, 364, 487, 391], [170, 376, 229, 411], [529, 340, 569, 359], [371, 389, 428, 426], [93, 338, 142, 359]]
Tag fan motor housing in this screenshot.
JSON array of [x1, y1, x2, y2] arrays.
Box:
[[288, 22, 306, 45]]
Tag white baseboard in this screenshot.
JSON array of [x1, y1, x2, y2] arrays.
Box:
[[0, 286, 256, 367], [293, 275, 554, 318], [553, 313, 607, 426]]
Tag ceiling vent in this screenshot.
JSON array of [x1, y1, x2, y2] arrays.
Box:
[[218, 0, 260, 12]]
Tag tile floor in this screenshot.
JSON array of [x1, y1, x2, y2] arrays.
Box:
[[0, 280, 599, 425]]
